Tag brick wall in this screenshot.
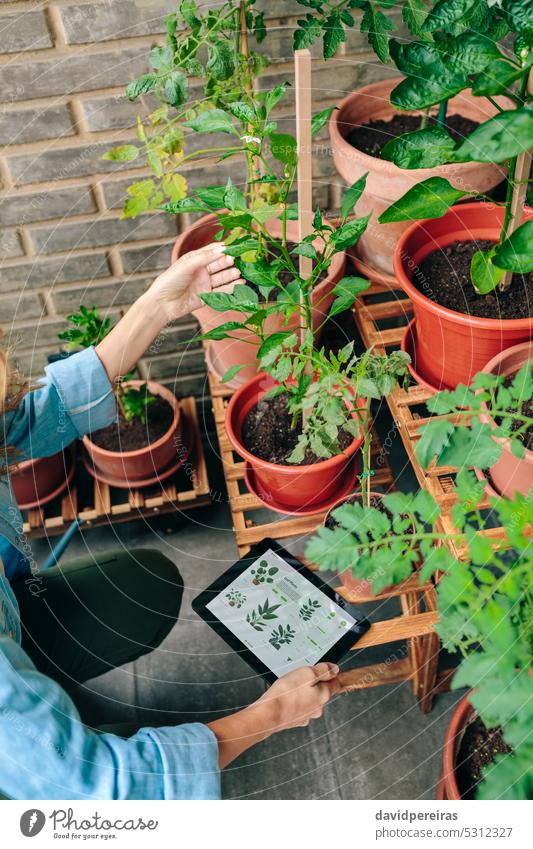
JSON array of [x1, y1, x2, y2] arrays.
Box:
[[0, 0, 392, 394]]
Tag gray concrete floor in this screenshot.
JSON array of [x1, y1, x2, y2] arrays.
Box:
[[29, 402, 465, 800]]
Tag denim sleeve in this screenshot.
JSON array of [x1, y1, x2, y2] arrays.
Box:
[[3, 347, 116, 461], [0, 636, 221, 800]]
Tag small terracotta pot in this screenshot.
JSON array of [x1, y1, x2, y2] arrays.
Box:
[[329, 78, 506, 277], [479, 342, 533, 498], [438, 693, 475, 800], [394, 202, 533, 390], [225, 372, 365, 512], [171, 213, 346, 385], [11, 444, 76, 510], [83, 381, 182, 485]]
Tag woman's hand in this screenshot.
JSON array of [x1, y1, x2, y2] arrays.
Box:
[[149, 242, 244, 323], [207, 663, 342, 768], [255, 663, 342, 731]]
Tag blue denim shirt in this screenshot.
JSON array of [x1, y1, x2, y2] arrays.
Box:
[[0, 347, 220, 800]]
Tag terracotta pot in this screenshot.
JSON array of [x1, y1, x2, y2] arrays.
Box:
[[171, 213, 346, 386], [329, 77, 506, 277], [479, 342, 533, 498], [11, 444, 76, 510], [225, 372, 364, 512], [83, 381, 182, 485], [394, 202, 533, 390], [438, 694, 476, 800]]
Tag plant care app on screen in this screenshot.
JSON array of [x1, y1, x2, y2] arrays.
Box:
[[206, 549, 356, 676]]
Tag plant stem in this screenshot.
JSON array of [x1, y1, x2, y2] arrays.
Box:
[[419, 106, 430, 130], [437, 99, 448, 128]]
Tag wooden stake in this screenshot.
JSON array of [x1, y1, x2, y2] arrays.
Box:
[[499, 69, 533, 292], [295, 49, 313, 291]]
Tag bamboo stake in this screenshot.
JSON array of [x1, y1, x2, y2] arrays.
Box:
[[295, 48, 314, 307], [499, 69, 533, 292]]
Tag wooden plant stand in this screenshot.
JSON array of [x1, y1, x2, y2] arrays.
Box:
[[206, 360, 441, 712], [352, 282, 509, 557], [21, 396, 211, 539]]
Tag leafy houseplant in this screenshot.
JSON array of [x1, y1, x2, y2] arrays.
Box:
[[103, 0, 269, 217], [58, 306, 183, 488], [416, 348, 533, 499], [376, 1, 533, 388], [322, 0, 508, 280], [306, 468, 533, 798]]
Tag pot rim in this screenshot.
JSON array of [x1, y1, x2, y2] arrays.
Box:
[[442, 693, 476, 801], [394, 202, 533, 330], [479, 341, 533, 460], [329, 79, 508, 180], [226, 372, 365, 473], [82, 380, 181, 459]]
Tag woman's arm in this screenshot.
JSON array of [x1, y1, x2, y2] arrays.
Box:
[[95, 242, 242, 383], [208, 664, 341, 768]]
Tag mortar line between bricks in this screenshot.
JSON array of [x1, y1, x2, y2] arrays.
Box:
[[46, 2, 66, 47], [0, 237, 176, 267]]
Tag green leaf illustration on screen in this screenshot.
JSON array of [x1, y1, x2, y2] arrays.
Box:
[[269, 624, 296, 650], [251, 560, 279, 585], [299, 599, 321, 622], [246, 598, 282, 631]]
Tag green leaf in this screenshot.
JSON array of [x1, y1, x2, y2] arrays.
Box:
[[312, 106, 336, 137], [223, 239, 260, 257], [421, 0, 478, 33], [264, 84, 289, 115], [126, 74, 159, 101], [472, 60, 526, 97], [195, 185, 227, 208], [254, 11, 267, 43], [390, 73, 466, 110], [381, 126, 456, 170], [102, 144, 139, 162], [223, 178, 247, 212], [184, 109, 237, 135], [269, 132, 297, 166], [197, 321, 244, 341], [493, 221, 533, 274], [164, 70, 188, 108], [453, 108, 533, 164], [341, 173, 368, 219], [257, 331, 296, 359], [323, 12, 346, 59], [221, 364, 244, 384], [471, 248, 504, 295], [180, 0, 200, 28], [149, 46, 173, 70], [378, 177, 468, 224], [331, 215, 371, 250], [293, 17, 322, 51], [329, 276, 370, 317], [361, 5, 395, 63], [293, 242, 317, 260], [207, 39, 235, 81], [228, 101, 255, 124], [416, 419, 455, 468], [402, 0, 429, 36]]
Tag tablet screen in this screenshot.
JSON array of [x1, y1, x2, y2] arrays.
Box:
[[206, 547, 356, 677]]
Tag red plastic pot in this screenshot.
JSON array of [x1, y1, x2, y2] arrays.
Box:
[[10, 444, 76, 510], [480, 342, 533, 498], [437, 694, 475, 800], [330, 78, 506, 279], [172, 213, 346, 386], [225, 373, 365, 512], [394, 203, 533, 390], [83, 381, 183, 486]]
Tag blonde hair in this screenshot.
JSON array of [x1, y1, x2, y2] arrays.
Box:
[[0, 349, 30, 471]]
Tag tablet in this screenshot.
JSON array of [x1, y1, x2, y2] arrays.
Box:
[[192, 538, 370, 683]]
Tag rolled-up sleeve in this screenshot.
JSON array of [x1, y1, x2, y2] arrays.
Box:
[[3, 347, 116, 461], [0, 636, 221, 800]]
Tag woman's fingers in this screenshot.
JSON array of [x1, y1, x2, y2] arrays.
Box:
[[211, 266, 242, 287], [206, 253, 235, 274]]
